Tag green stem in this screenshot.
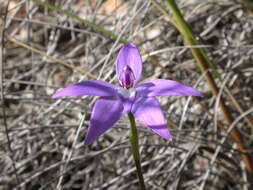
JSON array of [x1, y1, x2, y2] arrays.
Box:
[[238, 0, 253, 13], [165, 0, 253, 173], [128, 113, 146, 190], [32, 0, 129, 44], [166, 0, 221, 81]]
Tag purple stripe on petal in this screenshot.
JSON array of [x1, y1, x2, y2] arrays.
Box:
[[119, 65, 135, 88], [115, 43, 142, 85], [52, 80, 117, 98], [84, 97, 123, 145], [136, 79, 203, 97], [132, 97, 172, 141]]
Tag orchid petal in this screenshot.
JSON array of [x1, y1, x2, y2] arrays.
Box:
[[84, 97, 123, 145], [136, 79, 203, 97], [52, 80, 117, 98], [132, 97, 172, 141], [115, 43, 142, 85]]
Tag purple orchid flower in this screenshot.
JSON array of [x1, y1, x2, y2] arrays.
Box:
[[52, 43, 203, 145]]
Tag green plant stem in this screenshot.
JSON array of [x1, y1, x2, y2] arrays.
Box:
[[128, 113, 146, 190], [166, 0, 220, 80], [165, 0, 253, 173], [238, 0, 253, 13], [32, 0, 129, 44]]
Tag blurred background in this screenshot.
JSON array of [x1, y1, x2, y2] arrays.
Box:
[[1, 0, 253, 189]]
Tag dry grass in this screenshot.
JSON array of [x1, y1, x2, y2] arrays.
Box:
[[1, 0, 253, 189]]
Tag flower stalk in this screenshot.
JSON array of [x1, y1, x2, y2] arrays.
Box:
[[128, 113, 146, 190]]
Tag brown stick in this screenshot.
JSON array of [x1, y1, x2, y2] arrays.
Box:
[[150, 0, 253, 172]]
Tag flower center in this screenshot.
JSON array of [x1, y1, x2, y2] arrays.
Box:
[[117, 87, 136, 99], [119, 66, 135, 89]]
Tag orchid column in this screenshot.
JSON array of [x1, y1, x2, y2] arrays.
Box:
[[52, 43, 203, 189]]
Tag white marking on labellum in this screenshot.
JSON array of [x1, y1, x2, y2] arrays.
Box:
[[117, 87, 136, 98]]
